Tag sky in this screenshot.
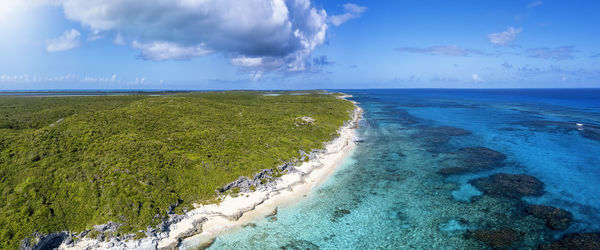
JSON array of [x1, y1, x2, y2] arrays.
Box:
[[0, 0, 599, 90]]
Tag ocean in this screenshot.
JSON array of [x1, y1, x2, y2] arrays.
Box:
[[204, 89, 600, 249]]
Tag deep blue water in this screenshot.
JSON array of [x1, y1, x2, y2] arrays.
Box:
[[204, 89, 600, 249]]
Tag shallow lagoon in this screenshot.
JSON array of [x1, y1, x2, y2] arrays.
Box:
[[207, 89, 600, 249]]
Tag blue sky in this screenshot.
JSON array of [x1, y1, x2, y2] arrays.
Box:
[[0, 0, 598, 90]]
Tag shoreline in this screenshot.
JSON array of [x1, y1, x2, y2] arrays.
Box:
[[60, 95, 362, 250]]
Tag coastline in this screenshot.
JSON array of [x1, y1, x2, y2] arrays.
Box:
[[60, 95, 362, 250]]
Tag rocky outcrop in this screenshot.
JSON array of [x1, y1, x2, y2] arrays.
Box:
[[194, 237, 216, 250], [23, 221, 126, 250], [526, 205, 573, 231], [470, 173, 545, 199], [179, 218, 208, 240], [158, 217, 209, 250], [539, 232, 600, 249], [267, 207, 278, 217], [20, 232, 67, 250], [218, 155, 317, 194]]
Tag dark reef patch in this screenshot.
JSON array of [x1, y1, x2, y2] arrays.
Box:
[[516, 120, 600, 142], [420, 126, 472, 137], [580, 127, 600, 141], [470, 173, 545, 199], [390, 109, 420, 125], [331, 208, 351, 222], [516, 120, 578, 133], [539, 232, 600, 249], [470, 227, 522, 249], [526, 205, 573, 231], [415, 126, 471, 152], [438, 147, 507, 176], [280, 239, 320, 250]]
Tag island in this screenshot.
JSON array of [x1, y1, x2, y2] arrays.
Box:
[[0, 91, 362, 249]]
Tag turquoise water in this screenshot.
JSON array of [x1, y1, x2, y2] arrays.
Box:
[[208, 89, 600, 249]]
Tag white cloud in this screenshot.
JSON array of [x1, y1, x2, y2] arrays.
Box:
[[46, 29, 81, 52], [87, 29, 103, 41], [472, 73, 483, 82], [0, 73, 158, 85], [329, 3, 367, 26], [527, 46, 575, 60], [113, 34, 125, 45], [527, 1, 543, 8], [0, 0, 61, 21], [487, 27, 522, 46], [250, 71, 263, 81], [131, 41, 212, 61], [231, 56, 287, 72], [396, 45, 482, 56], [134, 77, 146, 85], [56, 0, 335, 72], [232, 57, 265, 67]]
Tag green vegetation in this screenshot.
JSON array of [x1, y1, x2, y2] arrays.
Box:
[[0, 91, 354, 249]]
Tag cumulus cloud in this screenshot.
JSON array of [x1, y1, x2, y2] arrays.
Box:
[[396, 45, 482, 56], [231, 56, 284, 71], [329, 3, 367, 26], [55, 0, 334, 72], [231, 57, 266, 67], [131, 41, 212, 61], [527, 1, 543, 8], [46, 29, 81, 52], [527, 46, 575, 60], [487, 27, 522, 46]]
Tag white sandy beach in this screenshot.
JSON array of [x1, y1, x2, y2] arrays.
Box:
[[61, 96, 362, 250]]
